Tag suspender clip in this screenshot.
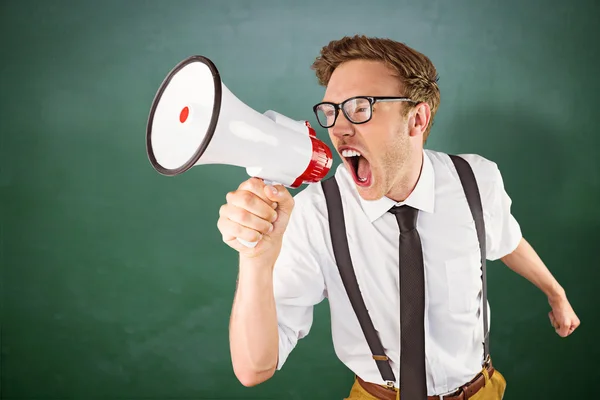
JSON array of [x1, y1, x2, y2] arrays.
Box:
[[483, 353, 491, 367]]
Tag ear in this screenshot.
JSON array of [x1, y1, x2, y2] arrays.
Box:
[[408, 102, 431, 138]]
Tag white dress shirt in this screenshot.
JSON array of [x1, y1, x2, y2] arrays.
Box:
[[272, 149, 522, 395]]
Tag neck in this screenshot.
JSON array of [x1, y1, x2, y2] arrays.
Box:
[[387, 150, 424, 202]]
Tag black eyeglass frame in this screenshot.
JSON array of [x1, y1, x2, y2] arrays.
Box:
[[312, 96, 417, 128]]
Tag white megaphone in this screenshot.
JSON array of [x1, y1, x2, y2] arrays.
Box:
[[146, 55, 333, 248]]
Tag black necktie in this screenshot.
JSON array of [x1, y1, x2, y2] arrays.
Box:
[[389, 205, 427, 399]]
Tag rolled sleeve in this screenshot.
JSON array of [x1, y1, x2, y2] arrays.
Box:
[[481, 162, 522, 260], [460, 154, 523, 261], [272, 193, 327, 370]]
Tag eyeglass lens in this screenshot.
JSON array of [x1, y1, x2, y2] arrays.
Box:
[[315, 97, 372, 127]]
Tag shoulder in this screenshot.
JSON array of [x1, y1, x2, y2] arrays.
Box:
[[426, 149, 508, 213], [426, 149, 504, 189], [426, 149, 500, 178]]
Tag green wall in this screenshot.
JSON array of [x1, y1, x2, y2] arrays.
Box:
[[1, 0, 598, 398]]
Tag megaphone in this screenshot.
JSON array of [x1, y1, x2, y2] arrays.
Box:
[[146, 55, 334, 247]]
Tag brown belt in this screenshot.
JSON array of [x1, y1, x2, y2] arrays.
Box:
[[357, 361, 495, 400]]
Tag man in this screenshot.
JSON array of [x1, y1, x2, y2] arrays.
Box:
[[217, 35, 580, 399]]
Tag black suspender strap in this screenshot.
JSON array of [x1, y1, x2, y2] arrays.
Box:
[[320, 154, 490, 384], [449, 154, 490, 362], [321, 176, 397, 385]]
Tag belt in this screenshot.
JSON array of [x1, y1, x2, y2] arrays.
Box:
[[357, 361, 495, 400]]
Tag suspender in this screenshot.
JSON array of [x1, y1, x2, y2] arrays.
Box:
[[321, 154, 489, 385], [448, 154, 489, 361], [322, 172, 397, 383]]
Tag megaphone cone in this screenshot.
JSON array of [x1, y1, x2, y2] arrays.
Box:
[[146, 55, 334, 248], [146, 55, 333, 188]]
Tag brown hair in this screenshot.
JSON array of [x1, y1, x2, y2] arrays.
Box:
[[311, 35, 440, 141]]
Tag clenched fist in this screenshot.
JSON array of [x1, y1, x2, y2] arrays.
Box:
[[548, 293, 580, 338], [217, 177, 295, 258]]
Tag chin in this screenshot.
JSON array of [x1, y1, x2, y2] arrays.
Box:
[[354, 182, 386, 201]]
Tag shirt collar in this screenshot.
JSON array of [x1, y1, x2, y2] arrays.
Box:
[[358, 150, 435, 222]]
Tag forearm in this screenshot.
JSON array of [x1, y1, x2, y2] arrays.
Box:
[[500, 237, 564, 300], [229, 256, 279, 386]]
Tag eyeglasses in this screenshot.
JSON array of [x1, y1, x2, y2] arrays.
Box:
[[312, 96, 417, 128]]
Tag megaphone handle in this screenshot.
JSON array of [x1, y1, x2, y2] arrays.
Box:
[[236, 179, 281, 248]]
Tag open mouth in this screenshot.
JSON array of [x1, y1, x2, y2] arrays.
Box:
[[341, 149, 372, 187]]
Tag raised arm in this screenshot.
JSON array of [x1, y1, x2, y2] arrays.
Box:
[[218, 178, 295, 386]]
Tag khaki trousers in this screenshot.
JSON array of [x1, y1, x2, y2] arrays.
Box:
[[344, 364, 507, 400]]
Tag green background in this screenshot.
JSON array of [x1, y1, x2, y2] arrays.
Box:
[[1, 0, 598, 398]]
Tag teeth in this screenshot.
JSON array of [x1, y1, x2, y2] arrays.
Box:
[[341, 149, 361, 157]]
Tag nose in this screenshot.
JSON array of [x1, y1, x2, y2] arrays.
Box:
[[330, 110, 355, 138]]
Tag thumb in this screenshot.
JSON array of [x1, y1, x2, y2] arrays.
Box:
[[558, 320, 570, 337], [264, 184, 294, 215]]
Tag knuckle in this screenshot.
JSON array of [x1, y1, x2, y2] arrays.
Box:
[[240, 177, 262, 191], [233, 207, 249, 223], [219, 204, 227, 216], [231, 222, 245, 237], [220, 220, 235, 236], [234, 225, 247, 238], [240, 191, 256, 206], [238, 180, 249, 190]]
